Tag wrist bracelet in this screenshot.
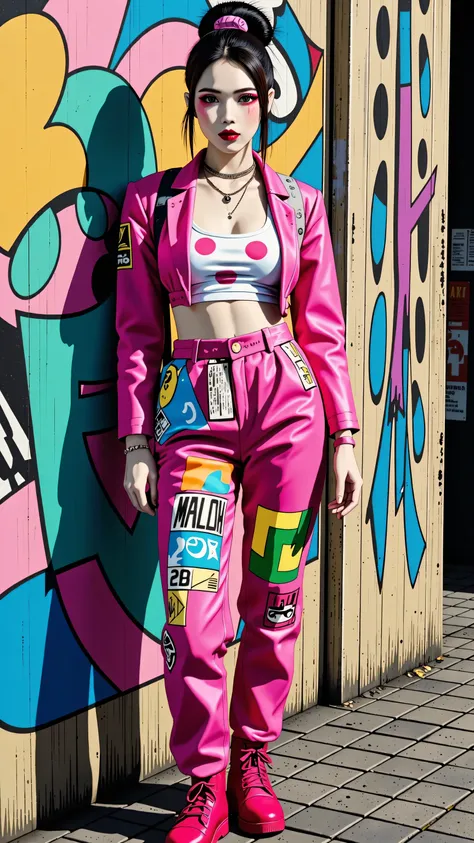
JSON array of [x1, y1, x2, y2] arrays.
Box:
[[333, 435, 356, 449], [124, 443, 150, 455]]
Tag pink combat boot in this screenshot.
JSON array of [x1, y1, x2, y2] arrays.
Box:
[[166, 770, 229, 843], [227, 736, 285, 834]]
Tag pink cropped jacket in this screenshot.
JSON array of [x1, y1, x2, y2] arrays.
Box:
[[116, 149, 360, 441]]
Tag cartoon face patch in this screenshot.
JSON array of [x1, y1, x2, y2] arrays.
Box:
[[159, 364, 179, 407], [154, 360, 209, 444], [264, 589, 299, 629], [249, 505, 312, 584]]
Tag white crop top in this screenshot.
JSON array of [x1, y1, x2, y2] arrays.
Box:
[[189, 209, 281, 304]]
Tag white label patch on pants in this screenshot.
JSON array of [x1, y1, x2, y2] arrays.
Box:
[[207, 360, 235, 420], [155, 408, 171, 441], [168, 566, 219, 592], [281, 342, 316, 390]]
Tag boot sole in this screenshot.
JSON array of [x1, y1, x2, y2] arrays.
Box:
[[213, 818, 230, 841], [236, 816, 286, 834], [227, 795, 285, 834]]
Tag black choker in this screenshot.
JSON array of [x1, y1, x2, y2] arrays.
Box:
[[203, 161, 255, 180]]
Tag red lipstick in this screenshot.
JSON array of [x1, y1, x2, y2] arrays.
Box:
[[218, 130, 240, 141]]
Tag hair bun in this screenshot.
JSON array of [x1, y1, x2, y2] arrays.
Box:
[[199, 2, 274, 47]]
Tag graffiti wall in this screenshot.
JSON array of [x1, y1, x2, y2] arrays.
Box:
[[328, 0, 449, 699], [0, 0, 328, 836]]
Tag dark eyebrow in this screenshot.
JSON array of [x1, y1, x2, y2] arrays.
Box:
[[197, 87, 257, 93]]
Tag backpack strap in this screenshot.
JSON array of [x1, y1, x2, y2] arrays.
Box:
[[153, 167, 182, 367], [277, 173, 306, 249]]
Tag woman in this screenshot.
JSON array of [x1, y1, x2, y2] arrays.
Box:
[[116, 4, 362, 841]]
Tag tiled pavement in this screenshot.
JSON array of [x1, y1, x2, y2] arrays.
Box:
[[16, 566, 474, 843]]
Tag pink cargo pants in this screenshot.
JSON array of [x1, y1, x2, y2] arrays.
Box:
[[155, 322, 327, 776]]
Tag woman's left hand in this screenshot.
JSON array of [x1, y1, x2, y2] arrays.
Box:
[[328, 444, 363, 519]]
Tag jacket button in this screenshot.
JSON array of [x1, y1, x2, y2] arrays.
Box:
[[298, 227, 304, 235], [231, 342, 241, 353]]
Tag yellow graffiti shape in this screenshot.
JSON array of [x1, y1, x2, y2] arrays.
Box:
[[267, 63, 323, 175], [142, 69, 207, 171], [0, 14, 85, 251]]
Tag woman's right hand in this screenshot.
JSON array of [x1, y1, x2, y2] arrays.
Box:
[[123, 436, 157, 516]]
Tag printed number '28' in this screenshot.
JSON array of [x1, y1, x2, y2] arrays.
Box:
[[169, 569, 191, 588]]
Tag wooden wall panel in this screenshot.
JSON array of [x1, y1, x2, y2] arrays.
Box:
[[425, 0, 449, 661], [330, 0, 449, 699]]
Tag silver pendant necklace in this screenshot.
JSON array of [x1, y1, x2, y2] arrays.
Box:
[[204, 170, 255, 218]]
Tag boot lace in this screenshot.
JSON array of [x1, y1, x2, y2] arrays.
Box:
[[174, 780, 216, 827], [240, 747, 273, 795]]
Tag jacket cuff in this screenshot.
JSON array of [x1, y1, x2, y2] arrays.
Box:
[[118, 418, 154, 441], [327, 411, 360, 438]]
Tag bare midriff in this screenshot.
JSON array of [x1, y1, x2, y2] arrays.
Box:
[[172, 299, 284, 340]]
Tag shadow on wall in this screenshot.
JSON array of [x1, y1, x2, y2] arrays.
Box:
[[29, 87, 163, 820]]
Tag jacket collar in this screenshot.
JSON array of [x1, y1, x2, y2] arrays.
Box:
[[171, 148, 290, 198]]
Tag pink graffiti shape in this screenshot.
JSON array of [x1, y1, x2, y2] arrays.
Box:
[[307, 43, 323, 76], [391, 85, 437, 413], [0, 482, 48, 597], [56, 558, 164, 691], [44, 0, 130, 72], [84, 429, 139, 530], [115, 21, 199, 98], [80, 381, 115, 396]]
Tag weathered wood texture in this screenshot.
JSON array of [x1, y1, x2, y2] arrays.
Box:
[[328, 0, 449, 700]]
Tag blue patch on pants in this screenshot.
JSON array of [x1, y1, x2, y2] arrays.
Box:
[[155, 359, 209, 444]]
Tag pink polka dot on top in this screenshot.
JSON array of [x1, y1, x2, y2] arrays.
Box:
[[194, 237, 216, 255], [245, 241, 268, 260], [215, 270, 237, 285]]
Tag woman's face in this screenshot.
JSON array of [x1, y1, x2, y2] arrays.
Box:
[[188, 58, 274, 154]]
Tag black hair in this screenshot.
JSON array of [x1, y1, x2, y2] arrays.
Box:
[[183, 2, 275, 163]]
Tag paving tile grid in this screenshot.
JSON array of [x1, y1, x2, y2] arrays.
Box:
[[12, 566, 474, 843]]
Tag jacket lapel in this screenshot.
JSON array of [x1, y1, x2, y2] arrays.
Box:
[[166, 151, 205, 301], [263, 192, 299, 313], [253, 154, 299, 313]]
